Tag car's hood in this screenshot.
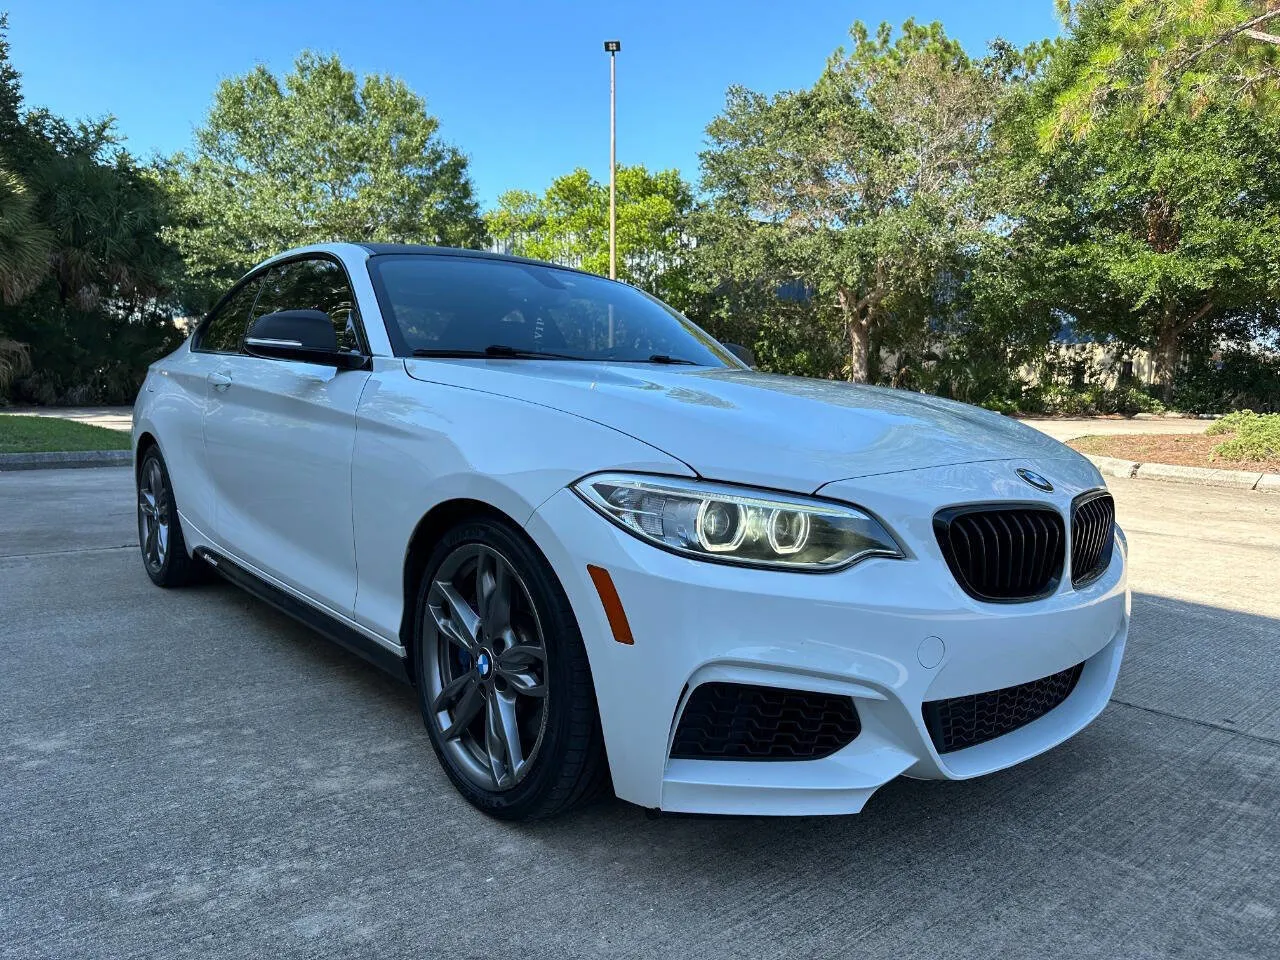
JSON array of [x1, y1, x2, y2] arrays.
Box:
[[404, 359, 1084, 493]]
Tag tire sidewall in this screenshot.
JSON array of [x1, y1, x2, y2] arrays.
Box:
[[137, 448, 186, 587]]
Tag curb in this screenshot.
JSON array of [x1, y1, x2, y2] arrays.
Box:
[[0, 450, 132, 472], [1081, 454, 1278, 494]]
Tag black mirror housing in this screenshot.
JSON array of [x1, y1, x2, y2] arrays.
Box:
[[243, 309, 368, 369]]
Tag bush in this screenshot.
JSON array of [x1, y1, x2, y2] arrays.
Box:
[[2, 298, 184, 406], [1174, 348, 1280, 414], [1025, 382, 1164, 417], [1205, 410, 1280, 462]]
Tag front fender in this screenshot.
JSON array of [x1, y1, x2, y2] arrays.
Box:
[[348, 368, 693, 643]]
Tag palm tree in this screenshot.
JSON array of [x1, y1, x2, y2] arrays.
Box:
[[0, 336, 29, 393], [0, 166, 48, 393], [0, 165, 50, 303]]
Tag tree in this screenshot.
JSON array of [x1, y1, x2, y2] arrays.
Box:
[[1047, 0, 1280, 140], [0, 15, 185, 404], [163, 52, 486, 308], [1025, 1, 1280, 401], [486, 165, 694, 307], [0, 166, 50, 304], [696, 20, 1003, 382]]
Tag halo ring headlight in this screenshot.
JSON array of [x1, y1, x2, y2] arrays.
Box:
[[573, 473, 903, 572]]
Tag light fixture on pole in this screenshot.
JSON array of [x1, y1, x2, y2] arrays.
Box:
[[604, 40, 620, 280]]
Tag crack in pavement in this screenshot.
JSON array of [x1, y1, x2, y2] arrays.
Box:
[[0, 543, 136, 561], [1110, 697, 1280, 748]]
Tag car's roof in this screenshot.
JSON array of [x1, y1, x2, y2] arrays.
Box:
[[358, 243, 592, 276]]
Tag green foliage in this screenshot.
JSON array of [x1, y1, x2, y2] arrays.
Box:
[[0, 15, 185, 405], [695, 20, 1004, 382], [0, 165, 51, 302], [1012, 2, 1280, 401], [1048, 0, 1280, 141], [0, 414, 131, 452], [1028, 382, 1165, 416], [1204, 409, 1280, 460], [1173, 346, 1280, 412], [487, 165, 693, 307], [163, 52, 486, 310]]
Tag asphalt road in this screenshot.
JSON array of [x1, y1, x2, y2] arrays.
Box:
[[2, 468, 1278, 960]]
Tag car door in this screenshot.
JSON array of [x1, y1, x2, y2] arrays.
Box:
[[167, 275, 266, 539], [202, 255, 372, 616]]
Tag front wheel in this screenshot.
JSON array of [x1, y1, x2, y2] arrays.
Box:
[[414, 518, 607, 820]]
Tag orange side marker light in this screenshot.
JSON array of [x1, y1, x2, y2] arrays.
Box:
[[587, 564, 634, 645]]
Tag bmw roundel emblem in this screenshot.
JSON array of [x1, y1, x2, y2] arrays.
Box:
[[1016, 468, 1054, 492]]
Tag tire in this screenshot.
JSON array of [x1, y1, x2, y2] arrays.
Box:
[[136, 446, 200, 588], [413, 517, 608, 820]]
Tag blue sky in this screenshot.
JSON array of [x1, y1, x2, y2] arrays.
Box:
[[5, 1, 1060, 208]]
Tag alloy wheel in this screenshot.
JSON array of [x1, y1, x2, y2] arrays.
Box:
[[423, 543, 549, 791], [137, 458, 170, 574]]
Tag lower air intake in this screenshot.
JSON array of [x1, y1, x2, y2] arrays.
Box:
[[922, 663, 1084, 754], [671, 682, 861, 761]]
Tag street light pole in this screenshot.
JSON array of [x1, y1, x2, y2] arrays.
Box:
[[604, 40, 620, 280]]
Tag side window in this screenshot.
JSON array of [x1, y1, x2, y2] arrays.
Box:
[[196, 278, 262, 353], [251, 258, 363, 353]]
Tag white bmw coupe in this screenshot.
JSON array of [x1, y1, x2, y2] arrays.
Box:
[[132, 243, 1129, 820]]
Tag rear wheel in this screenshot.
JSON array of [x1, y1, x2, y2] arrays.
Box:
[[137, 447, 199, 588], [414, 518, 607, 820]]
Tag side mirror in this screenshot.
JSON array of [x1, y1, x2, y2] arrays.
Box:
[[244, 309, 368, 370], [723, 342, 756, 368]]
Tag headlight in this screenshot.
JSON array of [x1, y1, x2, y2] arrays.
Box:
[[572, 473, 903, 571]]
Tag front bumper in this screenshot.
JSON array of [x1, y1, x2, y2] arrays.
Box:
[[524, 458, 1129, 816]]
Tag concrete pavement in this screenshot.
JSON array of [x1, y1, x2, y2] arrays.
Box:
[[2, 469, 1278, 959]]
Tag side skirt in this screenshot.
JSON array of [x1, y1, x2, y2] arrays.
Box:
[[194, 547, 411, 684]]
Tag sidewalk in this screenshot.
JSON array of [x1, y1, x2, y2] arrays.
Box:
[[1017, 416, 1211, 443]]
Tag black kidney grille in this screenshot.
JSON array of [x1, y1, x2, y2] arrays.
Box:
[[934, 506, 1065, 602], [923, 663, 1084, 754], [670, 683, 861, 761], [1071, 492, 1116, 587]]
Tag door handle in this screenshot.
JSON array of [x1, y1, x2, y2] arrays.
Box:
[[208, 371, 233, 392]]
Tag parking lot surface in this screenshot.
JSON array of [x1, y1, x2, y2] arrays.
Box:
[[3, 468, 1278, 959]]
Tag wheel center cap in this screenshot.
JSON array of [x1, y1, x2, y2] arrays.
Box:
[[476, 650, 492, 678]]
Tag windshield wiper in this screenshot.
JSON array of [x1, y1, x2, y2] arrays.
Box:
[[412, 344, 587, 361], [598, 354, 701, 365]]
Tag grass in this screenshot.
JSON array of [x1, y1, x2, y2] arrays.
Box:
[[0, 415, 131, 453]]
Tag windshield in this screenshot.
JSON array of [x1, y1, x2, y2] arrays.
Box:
[[367, 254, 738, 366]]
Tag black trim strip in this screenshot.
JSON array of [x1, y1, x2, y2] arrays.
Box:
[[196, 548, 410, 683]]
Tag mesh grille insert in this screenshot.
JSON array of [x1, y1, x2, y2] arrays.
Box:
[[934, 505, 1065, 602], [923, 663, 1084, 754], [671, 682, 861, 761]]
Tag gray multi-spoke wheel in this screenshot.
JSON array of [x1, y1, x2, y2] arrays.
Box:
[[414, 518, 608, 820], [138, 457, 171, 576], [424, 543, 549, 791], [136, 447, 198, 588]]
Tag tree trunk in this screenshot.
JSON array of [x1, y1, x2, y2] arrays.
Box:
[[848, 315, 870, 383], [1154, 313, 1180, 405], [838, 284, 875, 383]]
